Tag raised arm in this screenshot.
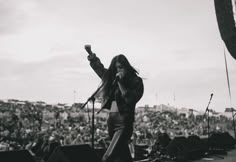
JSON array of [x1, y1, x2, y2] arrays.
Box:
[[85, 45, 107, 79]]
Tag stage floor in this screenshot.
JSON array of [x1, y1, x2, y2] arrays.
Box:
[[134, 149, 236, 162], [193, 149, 236, 162]]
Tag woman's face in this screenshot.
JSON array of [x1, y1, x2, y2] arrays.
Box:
[[115, 62, 127, 78]]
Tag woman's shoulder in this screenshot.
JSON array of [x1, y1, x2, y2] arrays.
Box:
[[130, 74, 143, 85], [134, 74, 143, 81]]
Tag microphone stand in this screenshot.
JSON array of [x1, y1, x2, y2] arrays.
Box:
[[203, 94, 213, 149], [203, 94, 224, 159], [81, 83, 103, 150]]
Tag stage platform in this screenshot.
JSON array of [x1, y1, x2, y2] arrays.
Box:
[[193, 148, 236, 162], [134, 149, 236, 162]]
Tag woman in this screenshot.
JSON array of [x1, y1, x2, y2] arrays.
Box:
[[86, 48, 144, 162]]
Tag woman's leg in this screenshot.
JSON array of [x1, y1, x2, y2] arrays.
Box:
[[102, 113, 133, 162]]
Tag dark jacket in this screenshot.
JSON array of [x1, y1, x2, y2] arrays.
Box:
[[88, 54, 144, 121]]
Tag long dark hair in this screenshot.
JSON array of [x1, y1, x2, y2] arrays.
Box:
[[101, 54, 138, 99]]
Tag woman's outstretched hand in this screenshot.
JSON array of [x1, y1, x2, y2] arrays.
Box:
[[85, 44, 96, 60]]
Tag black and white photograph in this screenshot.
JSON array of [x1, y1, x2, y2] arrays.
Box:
[[0, 0, 236, 162]]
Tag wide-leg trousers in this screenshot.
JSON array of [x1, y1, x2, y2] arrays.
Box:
[[102, 112, 133, 162]]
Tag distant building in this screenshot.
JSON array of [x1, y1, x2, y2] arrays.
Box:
[[223, 107, 236, 119], [136, 104, 232, 119]]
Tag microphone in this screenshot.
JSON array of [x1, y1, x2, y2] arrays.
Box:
[[211, 93, 214, 97], [112, 74, 120, 85], [84, 45, 93, 55]]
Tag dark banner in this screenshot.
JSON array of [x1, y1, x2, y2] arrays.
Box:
[[214, 0, 236, 59]]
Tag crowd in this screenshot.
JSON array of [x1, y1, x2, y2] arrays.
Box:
[[0, 100, 234, 161]]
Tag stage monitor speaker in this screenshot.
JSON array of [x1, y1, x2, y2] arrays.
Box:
[[166, 136, 191, 161], [221, 132, 236, 148], [0, 150, 36, 162], [158, 132, 171, 147], [214, 0, 236, 59], [209, 132, 235, 149], [46, 144, 102, 162], [187, 135, 207, 159]]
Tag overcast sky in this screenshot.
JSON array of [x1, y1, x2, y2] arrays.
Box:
[[0, 0, 235, 112]]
